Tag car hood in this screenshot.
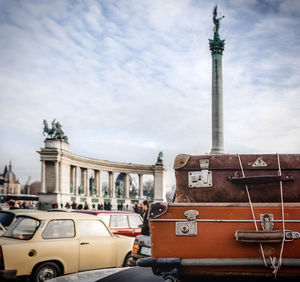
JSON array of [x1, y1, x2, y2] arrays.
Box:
[[0, 236, 30, 245]]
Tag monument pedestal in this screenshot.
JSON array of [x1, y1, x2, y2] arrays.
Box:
[[153, 162, 166, 202], [44, 139, 70, 151]]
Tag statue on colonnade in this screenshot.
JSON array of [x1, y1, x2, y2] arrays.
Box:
[[43, 118, 68, 143]]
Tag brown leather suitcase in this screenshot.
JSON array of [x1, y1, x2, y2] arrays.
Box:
[[137, 202, 300, 279], [174, 154, 300, 203], [137, 153, 300, 279]]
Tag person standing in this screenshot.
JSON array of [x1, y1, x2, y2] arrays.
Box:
[[71, 201, 77, 209], [9, 201, 15, 210], [83, 202, 89, 210], [141, 200, 150, 236], [133, 203, 139, 213]]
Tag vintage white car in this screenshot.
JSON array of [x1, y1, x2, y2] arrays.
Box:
[[0, 212, 134, 281]]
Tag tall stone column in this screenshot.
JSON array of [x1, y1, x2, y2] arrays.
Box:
[[54, 161, 59, 193], [138, 174, 144, 199], [109, 171, 114, 198], [124, 173, 129, 198], [85, 169, 90, 196], [209, 6, 225, 155], [80, 168, 86, 195], [40, 161, 46, 193], [74, 166, 78, 195], [59, 160, 63, 193], [95, 170, 101, 196]]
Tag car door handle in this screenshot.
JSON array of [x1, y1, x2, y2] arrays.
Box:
[[80, 242, 90, 245]]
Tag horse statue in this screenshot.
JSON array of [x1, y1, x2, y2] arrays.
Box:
[[43, 119, 55, 138], [43, 119, 68, 143]]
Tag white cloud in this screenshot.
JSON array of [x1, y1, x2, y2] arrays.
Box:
[[0, 0, 299, 188]]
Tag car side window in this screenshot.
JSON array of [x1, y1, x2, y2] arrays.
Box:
[[42, 220, 75, 239], [78, 220, 111, 237], [110, 215, 129, 228], [128, 215, 142, 228]]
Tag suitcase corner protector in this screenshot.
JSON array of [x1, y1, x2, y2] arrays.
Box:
[[174, 154, 191, 170], [148, 202, 168, 219]]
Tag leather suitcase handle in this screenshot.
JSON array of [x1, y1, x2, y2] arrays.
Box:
[[235, 230, 283, 243], [227, 175, 294, 185]]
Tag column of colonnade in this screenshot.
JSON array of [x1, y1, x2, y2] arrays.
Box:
[[68, 169, 145, 200], [54, 161, 59, 193], [40, 160, 46, 193], [74, 166, 78, 195], [108, 171, 114, 198], [139, 174, 143, 199], [40, 160, 149, 206], [94, 169, 100, 196], [124, 173, 129, 198]]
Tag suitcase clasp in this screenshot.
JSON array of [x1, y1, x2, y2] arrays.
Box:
[[175, 210, 198, 236], [188, 160, 212, 188], [260, 214, 274, 231]]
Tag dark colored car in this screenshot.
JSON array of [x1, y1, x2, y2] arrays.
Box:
[[129, 234, 151, 266], [73, 210, 143, 237]]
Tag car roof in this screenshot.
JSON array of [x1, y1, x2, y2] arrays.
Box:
[[0, 209, 44, 215], [16, 211, 99, 220], [73, 210, 139, 215]]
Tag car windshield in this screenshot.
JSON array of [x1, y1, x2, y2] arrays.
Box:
[[3, 216, 40, 240], [0, 212, 15, 227]]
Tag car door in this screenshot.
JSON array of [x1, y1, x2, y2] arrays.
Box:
[[41, 219, 79, 274], [78, 219, 117, 271]]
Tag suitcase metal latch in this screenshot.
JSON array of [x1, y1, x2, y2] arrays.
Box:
[[175, 210, 198, 236], [260, 214, 274, 231], [188, 159, 212, 188]]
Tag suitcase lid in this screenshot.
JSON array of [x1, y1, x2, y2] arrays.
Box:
[[174, 154, 300, 170]]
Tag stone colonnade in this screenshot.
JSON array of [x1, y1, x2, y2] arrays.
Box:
[[38, 139, 166, 210]]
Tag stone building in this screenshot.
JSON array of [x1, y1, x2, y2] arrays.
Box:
[[38, 139, 166, 210], [0, 162, 21, 195]]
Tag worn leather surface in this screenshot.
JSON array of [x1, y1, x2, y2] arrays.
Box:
[[175, 154, 300, 202]]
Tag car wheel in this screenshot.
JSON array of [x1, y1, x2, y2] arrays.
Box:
[[123, 253, 132, 267], [32, 261, 61, 282], [152, 266, 161, 276]]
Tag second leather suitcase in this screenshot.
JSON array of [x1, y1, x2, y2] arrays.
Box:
[[174, 154, 300, 203]]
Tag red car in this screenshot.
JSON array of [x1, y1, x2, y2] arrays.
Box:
[[73, 210, 143, 237]]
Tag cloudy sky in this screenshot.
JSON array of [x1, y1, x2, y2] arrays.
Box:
[[1, 0, 300, 189]]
